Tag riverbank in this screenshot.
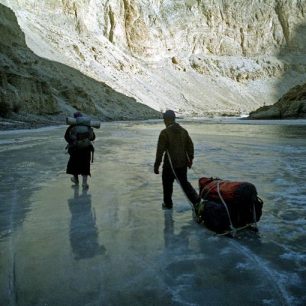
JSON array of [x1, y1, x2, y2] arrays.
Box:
[[0, 113, 66, 130], [2, 113, 306, 132], [0, 112, 240, 131]]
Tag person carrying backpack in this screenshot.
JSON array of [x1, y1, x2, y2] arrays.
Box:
[[65, 112, 95, 189]]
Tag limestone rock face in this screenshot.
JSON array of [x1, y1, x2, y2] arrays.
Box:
[[1, 0, 306, 119]]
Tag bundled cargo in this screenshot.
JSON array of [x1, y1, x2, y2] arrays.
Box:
[[195, 177, 263, 234], [66, 116, 100, 128]]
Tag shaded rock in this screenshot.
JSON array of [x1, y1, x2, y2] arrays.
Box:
[[249, 83, 306, 119], [249, 106, 281, 119], [0, 3, 160, 123]]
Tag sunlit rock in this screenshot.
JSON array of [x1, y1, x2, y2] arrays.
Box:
[[1, 0, 306, 121]]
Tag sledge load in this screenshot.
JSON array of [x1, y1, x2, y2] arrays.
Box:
[[194, 177, 263, 235]]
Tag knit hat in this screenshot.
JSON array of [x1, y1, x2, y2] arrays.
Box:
[[163, 110, 176, 119]]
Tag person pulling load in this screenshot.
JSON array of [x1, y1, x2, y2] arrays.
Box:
[[154, 110, 200, 209]]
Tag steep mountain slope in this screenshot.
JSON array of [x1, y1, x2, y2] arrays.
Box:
[[0, 3, 159, 127], [1, 0, 306, 122]]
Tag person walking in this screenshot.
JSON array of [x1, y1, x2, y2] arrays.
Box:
[[65, 112, 95, 189], [154, 110, 200, 209]]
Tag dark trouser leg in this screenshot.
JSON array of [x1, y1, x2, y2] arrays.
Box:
[[175, 167, 200, 205], [162, 165, 175, 207]]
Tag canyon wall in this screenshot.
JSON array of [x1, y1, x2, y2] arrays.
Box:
[[1, 0, 306, 121], [0, 3, 159, 127]]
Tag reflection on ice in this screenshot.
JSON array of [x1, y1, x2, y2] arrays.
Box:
[[68, 187, 106, 260], [163, 210, 174, 248]]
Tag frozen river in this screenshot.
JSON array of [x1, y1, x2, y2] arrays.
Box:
[[0, 118, 306, 306]]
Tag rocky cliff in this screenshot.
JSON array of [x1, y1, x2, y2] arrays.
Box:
[[0, 3, 160, 128], [1, 0, 306, 125], [249, 82, 306, 119]]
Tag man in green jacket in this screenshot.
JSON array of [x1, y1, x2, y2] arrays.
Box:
[[154, 110, 200, 209]]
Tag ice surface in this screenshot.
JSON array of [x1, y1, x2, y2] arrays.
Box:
[[0, 119, 306, 305]]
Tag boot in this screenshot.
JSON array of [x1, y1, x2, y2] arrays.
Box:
[[82, 175, 89, 189], [71, 175, 79, 185]]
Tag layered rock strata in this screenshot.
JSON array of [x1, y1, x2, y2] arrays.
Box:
[[1, 0, 306, 122]]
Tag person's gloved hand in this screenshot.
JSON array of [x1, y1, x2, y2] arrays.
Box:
[[154, 163, 159, 174], [187, 159, 193, 169]]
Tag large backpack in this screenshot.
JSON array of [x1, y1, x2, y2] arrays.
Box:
[[69, 124, 94, 149], [196, 177, 263, 233]]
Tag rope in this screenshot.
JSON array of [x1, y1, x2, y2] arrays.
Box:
[[215, 181, 259, 237], [216, 223, 257, 237], [216, 181, 237, 236], [186, 153, 203, 177], [251, 196, 263, 231], [200, 181, 217, 199], [166, 151, 196, 214]]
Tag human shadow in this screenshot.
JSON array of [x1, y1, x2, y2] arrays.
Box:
[[68, 186, 106, 260]]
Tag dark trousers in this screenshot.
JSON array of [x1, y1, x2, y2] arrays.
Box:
[[162, 164, 199, 207], [66, 148, 92, 176]]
